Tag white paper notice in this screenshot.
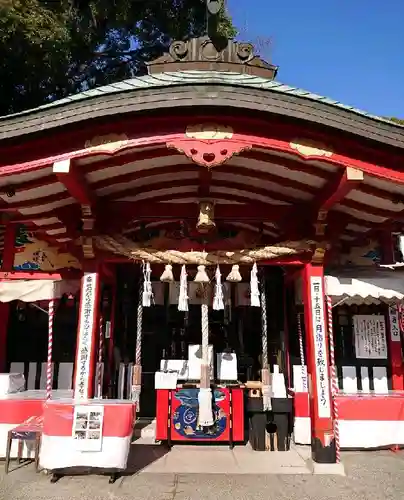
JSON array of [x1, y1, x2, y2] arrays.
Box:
[[353, 315, 388, 359]]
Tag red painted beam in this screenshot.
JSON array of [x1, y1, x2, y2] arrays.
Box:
[[3, 150, 401, 230], [100, 201, 290, 224], [315, 167, 364, 214], [288, 167, 364, 238], [4, 150, 398, 215], [198, 169, 212, 198], [103, 178, 297, 206], [53, 158, 97, 208]]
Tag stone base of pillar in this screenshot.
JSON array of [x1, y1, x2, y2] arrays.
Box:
[[311, 462, 346, 476], [311, 436, 337, 463]]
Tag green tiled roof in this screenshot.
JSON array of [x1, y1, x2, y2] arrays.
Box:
[[1, 70, 402, 128]]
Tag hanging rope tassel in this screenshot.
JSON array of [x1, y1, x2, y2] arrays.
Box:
[[226, 264, 242, 282], [213, 265, 224, 311], [178, 265, 189, 312], [198, 295, 214, 427], [259, 272, 272, 411], [194, 265, 209, 283], [250, 262, 260, 307], [160, 264, 174, 283], [327, 296, 341, 464], [132, 272, 144, 409], [297, 312, 308, 391], [142, 262, 153, 307], [46, 299, 55, 401]]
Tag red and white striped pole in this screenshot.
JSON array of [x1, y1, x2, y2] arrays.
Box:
[[46, 299, 55, 400], [297, 312, 308, 391], [97, 316, 104, 398], [327, 296, 340, 463]]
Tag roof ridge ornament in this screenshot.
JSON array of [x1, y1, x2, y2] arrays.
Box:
[[146, 35, 278, 79]]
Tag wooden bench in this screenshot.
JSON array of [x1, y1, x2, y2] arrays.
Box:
[[5, 417, 43, 474]]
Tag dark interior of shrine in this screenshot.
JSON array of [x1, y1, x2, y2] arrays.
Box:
[[5, 264, 307, 419], [113, 264, 288, 417]]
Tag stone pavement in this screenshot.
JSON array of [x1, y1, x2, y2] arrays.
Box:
[[127, 441, 313, 474], [1, 448, 404, 500]]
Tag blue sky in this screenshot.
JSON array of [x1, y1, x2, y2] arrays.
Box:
[[228, 0, 404, 118]]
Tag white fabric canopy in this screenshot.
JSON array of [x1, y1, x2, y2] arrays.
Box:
[[0, 279, 80, 303], [325, 270, 404, 305]]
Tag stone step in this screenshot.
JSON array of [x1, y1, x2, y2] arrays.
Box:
[[134, 419, 156, 438]]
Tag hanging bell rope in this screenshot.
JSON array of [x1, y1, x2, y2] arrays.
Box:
[[178, 265, 189, 312], [132, 269, 144, 408], [213, 265, 224, 311], [250, 262, 260, 307], [259, 270, 272, 411], [198, 287, 214, 427]]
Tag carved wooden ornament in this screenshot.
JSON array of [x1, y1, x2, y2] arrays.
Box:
[[290, 139, 333, 158], [167, 123, 251, 168], [84, 134, 129, 154]]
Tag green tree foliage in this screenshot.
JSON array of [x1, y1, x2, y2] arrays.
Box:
[[387, 117, 404, 126], [0, 0, 236, 116]]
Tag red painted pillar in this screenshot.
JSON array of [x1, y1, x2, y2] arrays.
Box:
[[386, 305, 404, 390], [302, 263, 336, 464], [73, 267, 101, 399], [0, 224, 16, 372]]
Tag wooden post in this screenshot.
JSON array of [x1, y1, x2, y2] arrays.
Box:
[[302, 264, 336, 464], [379, 231, 395, 265], [0, 223, 16, 372], [386, 304, 404, 390], [73, 266, 101, 400]]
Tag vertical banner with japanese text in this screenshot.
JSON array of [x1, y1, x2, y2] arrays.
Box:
[[388, 305, 401, 343], [310, 276, 331, 419], [74, 272, 98, 400], [387, 304, 404, 390]]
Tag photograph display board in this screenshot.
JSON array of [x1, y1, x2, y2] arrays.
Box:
[[72, 405, 104, 451]]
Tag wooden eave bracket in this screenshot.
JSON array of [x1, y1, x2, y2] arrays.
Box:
[[53, 158, 97, 209], [311, 242, 330, 264], [53, 159, 98, 259], [314, 167, 364, 236], [80, 205, 95, 259]]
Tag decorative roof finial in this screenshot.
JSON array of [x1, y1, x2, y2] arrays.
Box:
[[146, 0, 278, 79]]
